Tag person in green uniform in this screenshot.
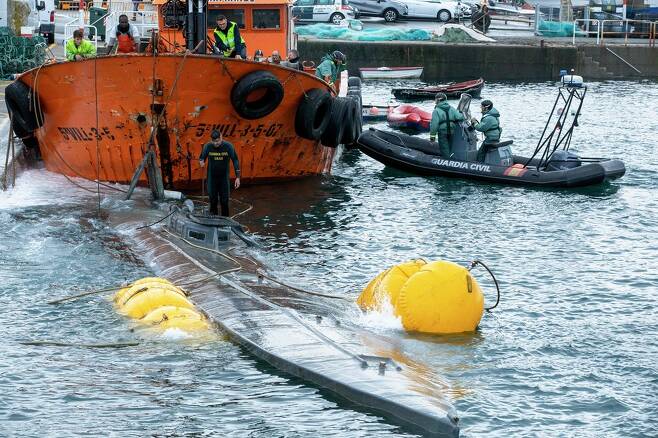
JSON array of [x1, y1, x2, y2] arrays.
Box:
[[66, 29, 96, 61], [315, 51, 346, 90], [471, 99, 501, 162], [199, 130, 241, 216], [429, 93, 465, 158]]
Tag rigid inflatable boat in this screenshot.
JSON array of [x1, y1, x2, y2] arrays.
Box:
[[387, 104, 432, 133], [358, 79, 625, 188], [392, 79, 484, 102], [113, 202, 460, 437]]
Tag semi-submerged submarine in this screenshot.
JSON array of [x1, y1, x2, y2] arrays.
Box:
[[358, 75, 626, 188], [105, 198, 498, 437]]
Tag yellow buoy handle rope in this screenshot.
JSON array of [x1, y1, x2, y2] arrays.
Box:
[[468, 260, 501, 312]]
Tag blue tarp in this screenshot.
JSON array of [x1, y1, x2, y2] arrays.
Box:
[[295, 23, 432, 41]]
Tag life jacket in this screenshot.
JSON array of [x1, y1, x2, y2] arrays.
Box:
[[213, 22, 245, 57], [117, 32, 135, 53]]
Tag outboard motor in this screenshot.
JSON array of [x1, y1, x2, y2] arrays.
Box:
[[483, 141, 514, 167], [545, 150, 581, 171]]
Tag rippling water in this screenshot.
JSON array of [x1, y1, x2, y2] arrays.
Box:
[[1, 81, 657, 437]]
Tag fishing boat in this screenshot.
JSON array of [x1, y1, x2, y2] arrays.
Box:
[[359, 78, 625, 188], [4, 0, 361, 193], [387, 104, 431, 133], [359, 66, 424, 80], [392, 78, 484, 102], [109, 200, 461, 437]]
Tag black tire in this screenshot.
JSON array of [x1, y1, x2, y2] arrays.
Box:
[[383, 8, 398, 23], [341, 98, 361, 146], [438, 9, 452, 22], [347, 76, 361, 89], [5, 81, 43, 134], [330, 12, 345, 25], [295, 89, 333, 140], [321, 98, 349, 148], [230, 70, 284, 120]]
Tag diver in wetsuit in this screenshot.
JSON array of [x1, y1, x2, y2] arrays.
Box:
[[199, 130, 241, 216]]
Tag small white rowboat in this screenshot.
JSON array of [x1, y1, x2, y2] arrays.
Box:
[[359, 66, 424, 80]]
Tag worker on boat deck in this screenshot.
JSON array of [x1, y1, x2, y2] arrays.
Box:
[[471, 99, 501, 162], [213, 15, 246, 59], [429, 93, 465, 158], [268, 50, 282, 64], [199, 130, 241, 217], [66, 29, 96, 61], [281, 49, 303, 70], [315, 51, 346, 90], [107, 14, 140, 54]]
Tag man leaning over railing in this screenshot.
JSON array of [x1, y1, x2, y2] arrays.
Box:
[[66, 29, 97, 61]]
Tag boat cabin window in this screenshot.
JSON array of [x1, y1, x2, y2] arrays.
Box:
[[209, 9, 246, 29], [188, 230, 207, 241], [253, 9, 281, 29]]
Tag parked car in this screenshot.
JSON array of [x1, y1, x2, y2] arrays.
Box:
[[348, 0, 409, 22], [292, 0, 358, 25], [402, 0, 471, 22]]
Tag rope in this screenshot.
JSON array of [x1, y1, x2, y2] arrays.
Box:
[[136, 209, 176, 230], [161, 226, 243, 268], [2, 112, 14, 190], [230, 197, 253, 220], [256, 268, 351, 302], [217, 56, 237, 83], [94, 52, 101, 215], [47, 283, 130, 305], [20, 341, 139, 348], [468, 260, 500, 311]]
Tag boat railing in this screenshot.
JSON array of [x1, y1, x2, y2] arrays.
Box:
[[600, 19, 655, 45], [103, 9, 160, 43], [572, 19, 600, 45], [64, 23, 99, 48]]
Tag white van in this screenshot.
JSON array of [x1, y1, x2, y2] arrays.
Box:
[[293, 0, 358, 25], [24, 0, 57, 44]]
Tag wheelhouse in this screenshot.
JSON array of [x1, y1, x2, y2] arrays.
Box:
[[155, 0, 296, 57]]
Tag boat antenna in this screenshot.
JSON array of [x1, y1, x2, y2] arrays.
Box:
[[523, 74, 587, 169]]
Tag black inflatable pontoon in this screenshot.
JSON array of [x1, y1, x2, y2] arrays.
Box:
[[358, 79, 625, 188]]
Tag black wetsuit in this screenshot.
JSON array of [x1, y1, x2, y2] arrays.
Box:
[[199, 140, 240, 216]]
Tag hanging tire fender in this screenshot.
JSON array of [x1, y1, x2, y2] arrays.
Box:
[[295, 88, 333, 140], [5, 80, 43, 135], [230, 70, 285, 120], [321, 97, 350, 148]]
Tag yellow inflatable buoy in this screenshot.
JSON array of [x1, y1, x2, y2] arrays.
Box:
[[113, 277, 212, 335], [357, 260, 485, 334], [142, 306, 210, 332], [396, 261, 484, 334], [117, 285, 194, 319], [356, 269, 388, 310], [356, 259, 426, 313], [114, 277, 175, 305]]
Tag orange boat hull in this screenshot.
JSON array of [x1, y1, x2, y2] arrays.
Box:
[[19, 55, 337, 191]]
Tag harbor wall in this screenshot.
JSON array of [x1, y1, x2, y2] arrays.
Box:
[[298, 39, 658, 81]]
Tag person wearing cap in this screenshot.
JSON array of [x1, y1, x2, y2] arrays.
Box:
[[213, 15, 246, 59], [471, 99, 501, 162], [199, 130, 241, 216], [429, 93, 465, 158], [315, 50, 346, 90]]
